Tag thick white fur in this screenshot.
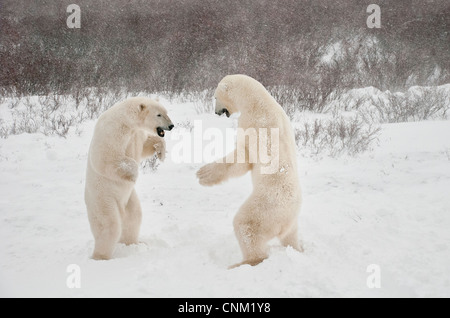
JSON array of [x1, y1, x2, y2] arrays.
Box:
[[85, 97, 172, 260], [197, 75, 302, 268]]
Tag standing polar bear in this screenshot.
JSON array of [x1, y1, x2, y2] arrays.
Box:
[[85, 97, 174, 260], [197, 74, 302, 268]]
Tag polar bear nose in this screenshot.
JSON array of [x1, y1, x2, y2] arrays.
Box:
[[168, 124, 174, 131], [216, 108, 230, 117]]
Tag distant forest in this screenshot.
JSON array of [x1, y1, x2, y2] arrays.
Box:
[[1, 0, 449, 96]]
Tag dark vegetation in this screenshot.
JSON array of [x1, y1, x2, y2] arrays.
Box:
[[1, 0, 449, 99]]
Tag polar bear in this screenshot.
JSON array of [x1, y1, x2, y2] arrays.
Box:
[[85, 97, 174, 260], [196, 74, 302, 268]]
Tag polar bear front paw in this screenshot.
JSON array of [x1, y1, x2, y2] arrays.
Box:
[[117, 158, 139, 182], [196, 163, 225, 186], [153, 139, 166, 162]]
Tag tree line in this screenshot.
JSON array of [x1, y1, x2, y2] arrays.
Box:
[[1, 0, 449, 97]]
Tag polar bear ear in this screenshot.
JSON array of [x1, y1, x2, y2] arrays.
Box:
[[217, 82, 229, 93], [139, 104, 146, 111]]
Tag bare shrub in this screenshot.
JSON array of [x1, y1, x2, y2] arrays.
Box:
[[371, 87, 450, 123], [193, 89, 215, 114], [371, 94, 408, 123], [329, 92, 368, 114], [295, 115, 381, 157], [268, 86, 299, 119], [141, 154, 160, 173], [176, 119, 194, 132], [6, 98, 20, 110], [0, 120, 8, 139], [45, 114, 77, 138], [408, 87, 449, 120], [1, 94, 88, 138]]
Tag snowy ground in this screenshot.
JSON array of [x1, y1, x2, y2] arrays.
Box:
[[1, 97, 450, 298]]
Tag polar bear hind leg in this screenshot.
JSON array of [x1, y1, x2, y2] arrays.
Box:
[[230, 197, 280, 268], [90, 203, 122, 260], [119, 188, 142, 245], [279, 219, 303, 252]]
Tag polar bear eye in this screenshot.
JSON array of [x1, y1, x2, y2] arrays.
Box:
[[157, 114, 162, 117]]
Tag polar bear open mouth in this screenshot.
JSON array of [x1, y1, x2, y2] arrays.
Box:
[[156, 127, 165, 137]]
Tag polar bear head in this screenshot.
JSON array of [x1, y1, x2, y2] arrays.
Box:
[[214, 74, 268, 118], [128, 97, 174, 137]]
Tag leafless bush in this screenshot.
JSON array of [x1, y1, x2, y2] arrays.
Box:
[[371, 87, 450, 123], [192, 89, 215, 114], [295, 115, 381, 157], [140, 154, 160, 173], [6, 112, 40, 135], [0, 120, 8, 139], [176, 120, 194, 132], [46, 114, 77, 138], [0, 88, 146, 139], [268, 86, 299, 119], [6, 98, 20, 109], [270, 83, 339, 120], [1, 93, 93, 138], [329, 93, 368, 114], [409, 87, 449, 120]]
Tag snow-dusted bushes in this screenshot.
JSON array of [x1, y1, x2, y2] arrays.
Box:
[[0, 95, 73, 137], [286, 84, 450, 157], [141, 155, 160, 173], [179, 89, 215, 115], [0, 89, 128, 138], [327, 85, 450, 124], [370, 87, 450, 123], [2, 84, 448, 160], [294, 115, 380, 157]]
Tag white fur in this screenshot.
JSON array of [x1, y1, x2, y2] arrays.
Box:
[[85, 97, 172, 260], [197, 75, 302, 268]]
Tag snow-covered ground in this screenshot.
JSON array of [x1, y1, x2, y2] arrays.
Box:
[[1, 96, 450, 298]]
